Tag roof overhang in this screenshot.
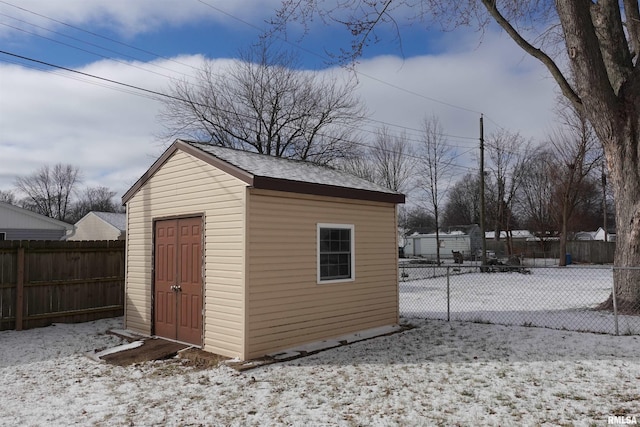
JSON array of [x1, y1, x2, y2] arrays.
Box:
[[122, 140, 405, 205], [253, 176, 405, 204]]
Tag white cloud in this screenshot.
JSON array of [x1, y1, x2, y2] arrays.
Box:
[[0, 55, 207, 197], [0, 31, 560, 204], [0, 1, 282, 38]]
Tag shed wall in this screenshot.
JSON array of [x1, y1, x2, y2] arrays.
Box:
[[125, 151, 247, 358], [68, 214, 121, 240], [245, 189, 399, 359]]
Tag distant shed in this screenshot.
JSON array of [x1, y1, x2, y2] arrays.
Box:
[[404, 225, 481, 259], [122, 140, 405, 360], [68, 211, 126, 241]]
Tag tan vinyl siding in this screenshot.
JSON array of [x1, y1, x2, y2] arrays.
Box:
[[245, 188, 398, 359], [125, 151, 247, 358]]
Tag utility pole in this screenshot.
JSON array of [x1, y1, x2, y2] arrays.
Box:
[[479, 114, 487, 268]]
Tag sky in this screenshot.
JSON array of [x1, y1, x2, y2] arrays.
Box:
[[0, 0, 560, 204]]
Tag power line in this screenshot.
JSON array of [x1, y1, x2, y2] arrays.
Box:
[[0, 0, 499, 144], [195, 0, 486, 116], [0, 2, 480, 144], [0, 43, 477, 151], [0, 21, 186, 82], [0, 0, 200, 73], [0, 48, 479, 173]]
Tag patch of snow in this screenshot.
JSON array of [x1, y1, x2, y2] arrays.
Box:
[[333, 325, 401, 343], [400, 266, 640, 334], [2, 317, 639, 425], [86, 340, 144, 361], [108, 329, 145, 340], [268, 325, 402, 360]]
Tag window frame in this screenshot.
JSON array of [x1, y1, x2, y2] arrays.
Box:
[[0, 232, 5, 241], [317, 223, 355, 284]]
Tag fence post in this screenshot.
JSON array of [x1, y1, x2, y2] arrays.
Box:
[[611, 269, 619, 336], [446, 266, 450, 322], [16, 246, 25, 331]]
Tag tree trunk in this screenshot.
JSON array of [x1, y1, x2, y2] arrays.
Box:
[[554, 2, 640, 313], [558, 194, 569, 267], [606, 133, 640, 313]]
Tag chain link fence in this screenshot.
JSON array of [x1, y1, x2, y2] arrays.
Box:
[[399, 260, 640, 336]]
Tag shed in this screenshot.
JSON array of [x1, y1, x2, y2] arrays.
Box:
[[0, 201, 73, 240], [68, 211, 126, 241], [404, 225, 481, 259], [122, 140, 405, 360]]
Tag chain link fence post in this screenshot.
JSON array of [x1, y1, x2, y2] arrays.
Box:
[[446, 266, 450, 322], [612, 267, 619, 335]]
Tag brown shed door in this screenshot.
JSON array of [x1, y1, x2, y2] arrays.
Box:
[[154, 217, 203, 346]]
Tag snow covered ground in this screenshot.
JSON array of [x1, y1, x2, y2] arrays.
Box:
[[400, 265, 640, 335], [1, 317, 639, 426]]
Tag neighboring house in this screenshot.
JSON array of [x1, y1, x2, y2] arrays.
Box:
[[0, 201, 73, 240], [404, 224, 481, 259], [122, 140, 405, 360], [485, 230, 535, 241], [575, 227, 616, 242], [68, 211, 126, 241]]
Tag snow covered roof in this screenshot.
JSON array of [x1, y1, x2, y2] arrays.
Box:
[[485, 230, 534, 239], [123, 140, 405, 204], [91, 212, 126, 232]]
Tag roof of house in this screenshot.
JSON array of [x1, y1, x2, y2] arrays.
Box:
[[123, 140, 405, 204], [0, 201, 73, 230], [90, 212, 126, 232], [485, 230, 534, 239]]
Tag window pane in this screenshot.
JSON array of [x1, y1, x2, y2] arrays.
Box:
[[319, 226, 352, 280]]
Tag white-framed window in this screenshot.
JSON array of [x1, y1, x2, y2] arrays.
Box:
[[317, 223, 354, 283], [0, 232, 5, 241]]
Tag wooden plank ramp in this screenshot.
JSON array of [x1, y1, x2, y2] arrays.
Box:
[[100, 338, 189, 366]]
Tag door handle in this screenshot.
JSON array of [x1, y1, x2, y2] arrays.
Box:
[[170, 284, 182, 292]]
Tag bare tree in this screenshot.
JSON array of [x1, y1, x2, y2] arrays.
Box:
[[339, 154, 378, 183], [272, 0, 640, 311], [370, 127, 415, 193], [420, 115, 454, 264], [547, 101, 602, 266], [340, 127, 415, 192], [15, 164, 81, 222], [0, 190, 15, 205], [516, 149, 556, 238], [485, 130, 534, 255], [67, 186, 123, 224], [159, 42, 367, 165], [442, 173, 481, 228]]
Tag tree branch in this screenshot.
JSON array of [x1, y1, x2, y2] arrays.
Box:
[[623, 0, 640, 65], [480, 0, 582, 108]]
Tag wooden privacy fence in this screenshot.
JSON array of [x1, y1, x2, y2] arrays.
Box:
[[486, 240, 615, 264], [0, 240, 125, 331]]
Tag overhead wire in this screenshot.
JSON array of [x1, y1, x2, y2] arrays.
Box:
[[0, 0, 203, 75], [0, 48, 480, 174], [0, 0, 490, 169], [0, 0, 489, 145]]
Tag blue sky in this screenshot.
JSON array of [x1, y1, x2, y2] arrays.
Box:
[[0, 1, 559, 203]]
